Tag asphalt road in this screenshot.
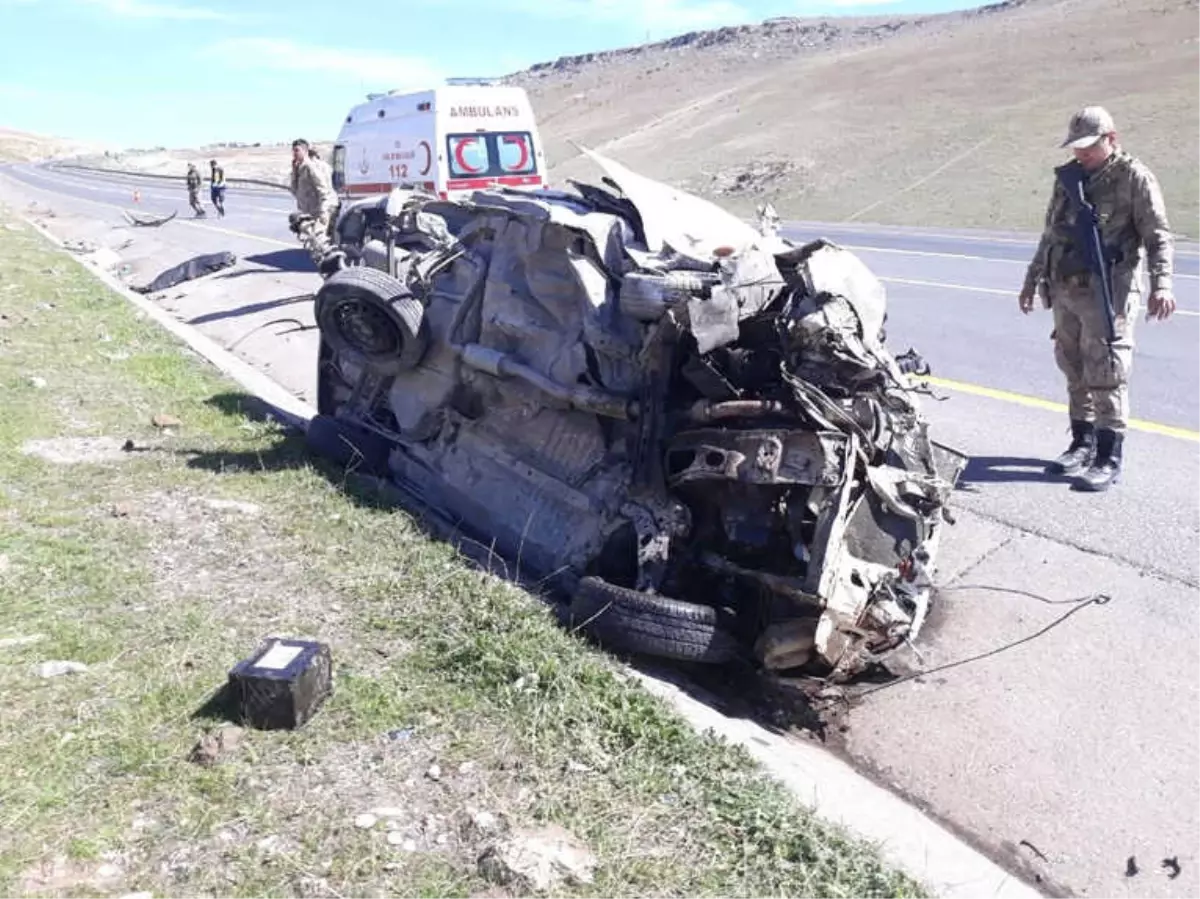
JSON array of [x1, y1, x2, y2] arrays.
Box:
[[3, 162, 1197, 898]]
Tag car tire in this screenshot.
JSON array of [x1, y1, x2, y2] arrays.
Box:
[[570, 576, 741, 664], [305, 413, 391, 477], [314, 267, 427, 376]]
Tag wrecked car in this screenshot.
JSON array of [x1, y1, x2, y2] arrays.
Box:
[[305, 148, 966, 683]]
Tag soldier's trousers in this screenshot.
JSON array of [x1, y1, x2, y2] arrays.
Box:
[[1050, 277, 1139, 433], [296, 214, 335, 266]]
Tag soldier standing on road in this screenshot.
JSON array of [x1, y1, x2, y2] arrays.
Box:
[[209, 159, 227, 218], [1019, 106, 1176, 492], [288, 138, 345, 275], [185, 163, 205, 217]]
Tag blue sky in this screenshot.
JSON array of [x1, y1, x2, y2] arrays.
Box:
[[0, 0, 984, 149]]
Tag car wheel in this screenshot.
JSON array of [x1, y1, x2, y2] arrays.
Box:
[[314, 267, 427, 376], [569, 576, 741, 664]]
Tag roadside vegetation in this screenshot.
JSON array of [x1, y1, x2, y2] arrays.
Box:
[[0, 208, 926, 897]]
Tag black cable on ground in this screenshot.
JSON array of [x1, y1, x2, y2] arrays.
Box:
[[843, 589, 1112, 702]]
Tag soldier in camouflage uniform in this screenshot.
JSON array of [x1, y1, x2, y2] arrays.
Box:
[[1019, 106, 1176, 492], [288, 138, 345, 276], [185, 163, 205, 217]]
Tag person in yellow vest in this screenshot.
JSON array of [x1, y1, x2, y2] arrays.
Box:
[[209, 159, 226, 217]]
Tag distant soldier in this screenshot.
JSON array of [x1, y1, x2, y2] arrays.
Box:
[[288, 138, 345, 275], [1019, 106, 1176, 492], [209, 159, 227, 218], [185, 163, 205, 217]]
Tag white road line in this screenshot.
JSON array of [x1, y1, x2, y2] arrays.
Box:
[[848, 243, 1200, 280], [881, 276, 1012, 294], [881, 275, 1200, 316]]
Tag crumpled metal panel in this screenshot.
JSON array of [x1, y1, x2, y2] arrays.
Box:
[[666, 429, 849, 487]]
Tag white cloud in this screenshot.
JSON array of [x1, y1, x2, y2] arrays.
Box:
[[201, 38, 443, 90]]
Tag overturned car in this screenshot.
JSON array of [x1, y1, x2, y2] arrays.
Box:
[[307, 149, 966, 683]]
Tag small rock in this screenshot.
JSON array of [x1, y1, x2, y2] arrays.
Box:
[[188, 725, 243, 765], [355, 813, 378, 830], [112, 502, 134, 518], [402, 839, 418, 852], [28, 376, 47, 389], [118, 893, 154, 899], [458, 761, 477, 775], [371, 807, 406, 819], [566, 760, 593, 774], [151, 414, 182, 429], [95, 862, 122, 879], [426, 763, 442, 782], [386, 831, 407, 846], [469, 810, 500, 836], [436, 833, 449, 845], [478, 824, 597, 892], [37, 660, 88, 678]]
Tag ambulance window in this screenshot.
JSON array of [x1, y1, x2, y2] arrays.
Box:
[[447, 135, 490, 178], [497, 132, 536, 175], [331, 145, 346, 191]]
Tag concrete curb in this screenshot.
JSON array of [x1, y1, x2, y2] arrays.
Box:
[[13, 207, 1046, 899]]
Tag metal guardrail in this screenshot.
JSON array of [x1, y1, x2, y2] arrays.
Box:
[[48, 162, 292, 193]]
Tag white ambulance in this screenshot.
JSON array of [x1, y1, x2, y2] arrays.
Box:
[[331, 78, 548, 201]]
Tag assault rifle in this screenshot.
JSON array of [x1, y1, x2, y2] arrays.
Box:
[[1055, 160, 1119, 346]]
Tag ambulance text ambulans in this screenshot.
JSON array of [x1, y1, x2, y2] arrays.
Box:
[[331, 78, 548, 201]]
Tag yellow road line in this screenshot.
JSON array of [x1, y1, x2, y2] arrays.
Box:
[[923, 376, 1200, 442]]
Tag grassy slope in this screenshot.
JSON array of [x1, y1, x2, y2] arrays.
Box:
[[0, 210, 924, 898], [516, 0, 1199, 235]]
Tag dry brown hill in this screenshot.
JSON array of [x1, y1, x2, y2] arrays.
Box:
[[0, 128, 106, 164], [509, 0, 1199, 235]]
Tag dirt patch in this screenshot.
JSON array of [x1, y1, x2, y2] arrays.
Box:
[[20, 436, 136, 465]]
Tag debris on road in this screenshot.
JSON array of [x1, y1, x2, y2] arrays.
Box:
[[309, 147, 967, 684], [151, 413, 182, 429], [1126, 855, 1139, 877], [122, 208, 178, 228], [1163, 857, 1182, 879], [131, 250, 237, 295]]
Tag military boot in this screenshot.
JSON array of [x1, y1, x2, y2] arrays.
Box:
[[1047, 419, 1096, 475], [1075, 428, 1123, 492]]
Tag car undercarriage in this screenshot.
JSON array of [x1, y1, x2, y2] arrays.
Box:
[[305, 148, 967, 683]]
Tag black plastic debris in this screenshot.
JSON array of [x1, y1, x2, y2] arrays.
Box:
[[227, 638, 332, 730], [1126, 856, 1139, 877], [1162, 857, 1181, 880], [132, 251, 237, 294]]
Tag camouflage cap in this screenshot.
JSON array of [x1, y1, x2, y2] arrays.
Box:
[[1061, 106, 1116, 149]]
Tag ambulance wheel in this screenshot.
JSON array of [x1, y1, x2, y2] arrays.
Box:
[[314, 267, 427, 377]]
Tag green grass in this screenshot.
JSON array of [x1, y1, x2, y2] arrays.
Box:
[[0, 209, 928, 898]]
